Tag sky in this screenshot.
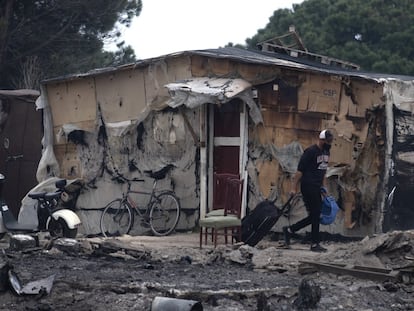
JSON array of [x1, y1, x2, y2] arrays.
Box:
[[122, 0, 304, 59]]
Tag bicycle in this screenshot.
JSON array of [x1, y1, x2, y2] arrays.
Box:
[[100, 165, 181, 237]]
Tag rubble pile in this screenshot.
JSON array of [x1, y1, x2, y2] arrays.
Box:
[[0, 232, 414, 310], [324, 230, 414, 270]]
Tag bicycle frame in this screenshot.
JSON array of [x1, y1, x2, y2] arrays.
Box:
[[123, 178, 160, 221]]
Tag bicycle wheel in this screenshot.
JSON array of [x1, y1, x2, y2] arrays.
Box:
[[100, 199, 133, 237], [149, 191, 180, 236]]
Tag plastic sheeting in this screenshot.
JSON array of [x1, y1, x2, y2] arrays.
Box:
[[35, 85, 60, 182], [268, 142, 304, 174], [165, 77, 263, 124]]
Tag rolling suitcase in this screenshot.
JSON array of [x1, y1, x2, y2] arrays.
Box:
[[241, 196, 293, 247]]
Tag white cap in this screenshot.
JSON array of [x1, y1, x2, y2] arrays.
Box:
[[319, 129, 333, 140]]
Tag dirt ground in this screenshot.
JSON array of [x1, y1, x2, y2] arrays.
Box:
[[1, 230, 414, 311]]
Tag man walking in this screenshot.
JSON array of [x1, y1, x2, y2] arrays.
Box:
[[284, 129, 333, 252]]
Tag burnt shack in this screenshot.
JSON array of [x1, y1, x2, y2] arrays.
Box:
[[30, 43, 414, 238]]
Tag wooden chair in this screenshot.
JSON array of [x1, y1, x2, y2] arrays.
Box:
[[199, 178, 243, 248], [205, 172, 239, 217]]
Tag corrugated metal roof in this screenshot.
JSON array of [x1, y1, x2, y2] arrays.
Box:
[[42, 47, 414, 83]]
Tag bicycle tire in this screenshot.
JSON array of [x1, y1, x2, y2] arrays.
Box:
[[100, 199, 133, 237], [149, 191, 180, 236]]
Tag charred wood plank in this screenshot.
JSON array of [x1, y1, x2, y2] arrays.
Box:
[[299, 261, 400, 282]]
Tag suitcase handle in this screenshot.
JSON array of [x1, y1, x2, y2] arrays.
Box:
[[280, 193, 300, 215]]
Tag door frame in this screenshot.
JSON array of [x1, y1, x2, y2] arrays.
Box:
[[199, 100, 248, 219]]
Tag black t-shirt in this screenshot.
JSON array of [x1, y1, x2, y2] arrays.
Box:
[[297, 144, 330, 187]]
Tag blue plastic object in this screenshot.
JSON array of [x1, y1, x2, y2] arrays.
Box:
[[320, 195, 339, 225]]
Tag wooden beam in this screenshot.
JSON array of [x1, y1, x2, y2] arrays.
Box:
[[299, 261, 401, 283]]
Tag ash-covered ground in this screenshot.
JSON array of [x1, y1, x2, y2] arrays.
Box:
[[1, 231, 414, 311]]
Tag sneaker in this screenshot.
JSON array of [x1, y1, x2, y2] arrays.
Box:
[[310, 244, 327, 253], [282, 226, 291, 246]]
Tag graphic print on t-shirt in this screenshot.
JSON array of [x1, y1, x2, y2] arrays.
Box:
[[317, 154, 329, 170]]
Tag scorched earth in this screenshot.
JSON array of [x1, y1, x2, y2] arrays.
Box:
[[1, 231, 414, 311]]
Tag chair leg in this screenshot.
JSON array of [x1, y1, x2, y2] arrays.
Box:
[[201, 227, 243, 248], [205, 227, 208, 245], [199, 227, 203, 249]]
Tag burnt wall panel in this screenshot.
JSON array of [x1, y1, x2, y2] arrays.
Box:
[[256, 159, 279, 199], [385, 108, 414, 230], [298, 73, 341, 114], [262, 110, 320, 131], [190, 55, 208, 77], [47, 78, 96, 127], [347, 80, 383, 118], [167, 57, 192, 81], [54, 143, 80, 179], [145, 57, 192, 110], [95, 69, 146, 123], [249, 76, 386, 237], [208, 58, 232, 76], [258, 78, 299, 112], [237, 63, 281, 84]]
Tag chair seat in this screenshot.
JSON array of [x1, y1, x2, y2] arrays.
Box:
[[199, 215, 241, 229], [200, 177, 243, 248], [205, 209, 225, 217]]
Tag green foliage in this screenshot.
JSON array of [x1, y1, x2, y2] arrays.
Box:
[[0, 0, 142, 89], [245, 0, 414, 75]]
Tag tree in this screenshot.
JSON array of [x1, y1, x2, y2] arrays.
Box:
[[245, 0, 414, 75], [0, 0, 142, 89]]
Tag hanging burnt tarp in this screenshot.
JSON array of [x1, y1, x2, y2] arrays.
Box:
[[384, 108, 414, 230], [393, 108, 414, 187], [165, 77, 263, 124], [382, 80, 414, 231]]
